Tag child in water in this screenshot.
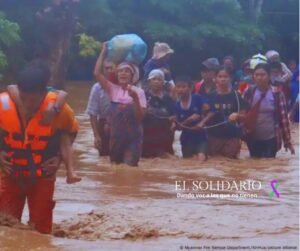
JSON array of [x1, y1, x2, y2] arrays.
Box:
[[94, 42, 147, 166], [172, 76, 214, 161], [7, 84, 81, 184]]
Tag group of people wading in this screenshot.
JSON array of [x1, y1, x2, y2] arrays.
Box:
[[0, 40, 298, 234]]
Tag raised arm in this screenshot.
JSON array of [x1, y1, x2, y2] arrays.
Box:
[[93, 42, 111, 94]]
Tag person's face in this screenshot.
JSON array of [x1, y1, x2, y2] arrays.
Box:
[[201, 69, 216, 83], [103, 62, 114, 76], [19, 91, 45, 113], [224, 59, 234, 72], [253, 68, 270, 88], [270, 68, 282, 78], [117, 67, 133, 86], [216, 70, 231, 90], [149, 77, 164, 92], [176, 82, 191, 98]]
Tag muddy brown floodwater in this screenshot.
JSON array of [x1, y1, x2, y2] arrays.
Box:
[[0, 82, 299, 251]]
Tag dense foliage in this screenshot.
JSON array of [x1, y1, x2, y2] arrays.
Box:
[[0, 0, 298, 83]]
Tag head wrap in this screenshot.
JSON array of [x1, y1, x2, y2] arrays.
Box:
[[116, 62, 140, 84], [147, 69, 165, 81]]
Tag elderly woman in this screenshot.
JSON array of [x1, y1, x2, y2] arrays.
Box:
[[94, 43, 146, 166], [243, 63, 295, 158], [143, 42, 175, 93], [142, 69, 175, 157]]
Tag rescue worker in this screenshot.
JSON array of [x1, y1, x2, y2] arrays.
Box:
[[0, 59, 79, 234]]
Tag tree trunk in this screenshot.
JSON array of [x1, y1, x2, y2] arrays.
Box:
[[48, 29, 72, 88], [37, 0, 79, 89], [249, 0, 264, 22]]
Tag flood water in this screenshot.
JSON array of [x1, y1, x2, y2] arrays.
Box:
[[0, 82, 299, 251]]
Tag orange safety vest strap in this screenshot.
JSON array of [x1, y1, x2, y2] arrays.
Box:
[[0, 92, 59, 178]]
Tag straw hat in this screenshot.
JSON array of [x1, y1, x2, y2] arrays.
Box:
[[152, 42, 174, 60]]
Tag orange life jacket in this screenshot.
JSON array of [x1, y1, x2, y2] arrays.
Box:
[[0, 92, 58, 178]]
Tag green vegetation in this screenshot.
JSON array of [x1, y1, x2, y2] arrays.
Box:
[[0, 0, 298, 84]]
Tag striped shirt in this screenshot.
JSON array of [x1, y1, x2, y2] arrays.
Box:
[[86, 83, 111, 119]]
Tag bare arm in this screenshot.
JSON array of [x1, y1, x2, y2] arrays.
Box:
[[55, 90, 68, 110], [90, 115, 102, 149], [93, 42, 111, 94], [197, 111, 215, 128], [60, 133, 75, 174]]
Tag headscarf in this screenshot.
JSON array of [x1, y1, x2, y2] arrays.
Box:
[[116, 62, 140, 84], [265, 50, 280, 62], [147, 69, 165, 81]]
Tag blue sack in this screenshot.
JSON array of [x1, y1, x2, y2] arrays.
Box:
[[106, 34, 147, 65]]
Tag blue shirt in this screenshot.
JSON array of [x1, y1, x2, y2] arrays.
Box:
[[174, 94, 209, 144]]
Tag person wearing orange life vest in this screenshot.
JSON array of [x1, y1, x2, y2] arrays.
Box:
[[5, 82, 81, 184], [0, 60, 79, 234]]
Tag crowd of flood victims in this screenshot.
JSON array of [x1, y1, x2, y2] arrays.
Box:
[[0, 36, 299, 247]]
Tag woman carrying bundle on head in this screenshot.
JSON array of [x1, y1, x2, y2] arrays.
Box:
[[94, 42, 146, 166]]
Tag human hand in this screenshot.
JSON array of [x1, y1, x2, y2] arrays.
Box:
[[127, 86, 138, 100], [41, 156, 61, 176], [228, 112, 239, 123], [170, 122, 177, 132], [101, 41, 108, 53], [183, 114, 201, 125], [94, 135, 102, 149]]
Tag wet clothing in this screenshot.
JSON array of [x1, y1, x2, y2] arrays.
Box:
[[206, 90, 248, 158], [208, 136, 241, 159], [174, 94, 210, 157], [107, 81, 146, 108], [207, 91, 248, 139], [252, 88, 276, 140], [86, 83, 111, 156], [0, 175, 55, 234], [102, 80, 146, 166], [142, 92, 175, 157], [109, 102, 143, 166], [246, 137, 277, 158], [0, 93, 77, 234], [243, 86, 292, 154], [182, 141, 207, 158], [86, 83, 111, 119], [290, 67, 299, 122]]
